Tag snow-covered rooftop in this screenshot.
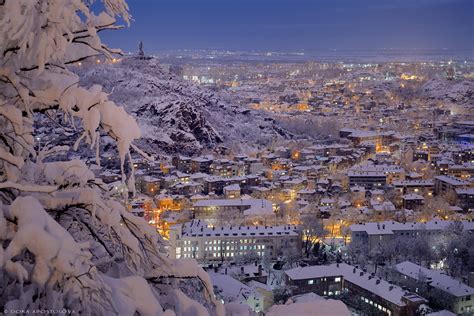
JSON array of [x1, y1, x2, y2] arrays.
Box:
[[181, 220, 299, 238], [395, 261, 474, 297], [285, 263, 413, 306], [349, 220, 474, 235], [350, 220, 474, 235], [209, 273, 259, 302], [393, 180, 434, 187], [434, 175, 471, 186], [193, 198, 274, 216]]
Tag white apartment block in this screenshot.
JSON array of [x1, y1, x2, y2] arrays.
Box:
[[169, 219, 301, 261]]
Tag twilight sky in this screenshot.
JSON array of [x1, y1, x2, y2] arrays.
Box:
[[101, 0, 474, 52]]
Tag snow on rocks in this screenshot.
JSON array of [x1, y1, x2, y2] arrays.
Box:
[[77, 57, 292, 155]]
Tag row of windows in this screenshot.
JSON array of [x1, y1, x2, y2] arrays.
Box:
[[180, 250, 263, 259], [204, 239, 258, 244], [206, 251, 265, 258], [183, 246, 199, 252], [204, 245, 266, 251], [360, 296, 391, 315], [307, 277, 341, 285], [181, 253, 198, 258]]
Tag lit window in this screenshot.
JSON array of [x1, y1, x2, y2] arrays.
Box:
[[308, 280, 314, 285], [335, 277, 341, 282]]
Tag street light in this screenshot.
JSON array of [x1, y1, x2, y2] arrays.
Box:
[[36, 137, 41, 151]]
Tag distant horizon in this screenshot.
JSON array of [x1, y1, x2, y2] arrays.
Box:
[[127, 47, 474, 52], [115, 47, 474, 63], [101, 0, 473, 54]]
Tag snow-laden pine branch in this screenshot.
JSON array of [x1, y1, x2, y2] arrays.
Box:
[[0, 1, 223, 315]]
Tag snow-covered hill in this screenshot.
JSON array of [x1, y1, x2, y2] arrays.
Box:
[[422, 78, 474, 105], [78, 57, 291, 155]]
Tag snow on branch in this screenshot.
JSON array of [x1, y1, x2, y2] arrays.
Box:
[[0, 181, 57, 193], [0, 1, 223, 314]]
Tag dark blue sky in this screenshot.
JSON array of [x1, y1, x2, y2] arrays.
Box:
[[101, 0, 474, 52]]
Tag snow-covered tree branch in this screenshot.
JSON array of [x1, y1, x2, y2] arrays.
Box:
[[0, 1, 223, 314]]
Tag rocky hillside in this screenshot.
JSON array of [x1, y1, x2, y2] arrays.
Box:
[[77, 57, 291, 155]]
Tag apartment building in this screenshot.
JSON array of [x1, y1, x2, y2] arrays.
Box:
[[394, 261, 474, 315], [168, 219, 301, 261], [350, 220, 474, 251], [285, 263, 426, 316]]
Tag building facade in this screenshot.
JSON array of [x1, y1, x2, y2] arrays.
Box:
[[169, 219, 301, 262]]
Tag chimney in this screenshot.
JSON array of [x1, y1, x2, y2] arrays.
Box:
[[376, 279, 381, 285], [225, 267, 228, 275], [389, 285, 394, 291], [360, 272, 364, 276], [241, 267, 244, 274], [353, 268, 356, 274], [258, 265, 263, 275]]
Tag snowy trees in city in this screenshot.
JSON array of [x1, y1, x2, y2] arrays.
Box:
[[349, 222, 474, 281], [0, 1, 222, 314], [444, 228, 474, 277], [424, 196, 453, 219], [347, 238, 369, 268], [300, 214, 327, 258]]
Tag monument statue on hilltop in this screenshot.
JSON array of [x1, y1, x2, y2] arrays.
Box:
[[138, 40, 145, 58]]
